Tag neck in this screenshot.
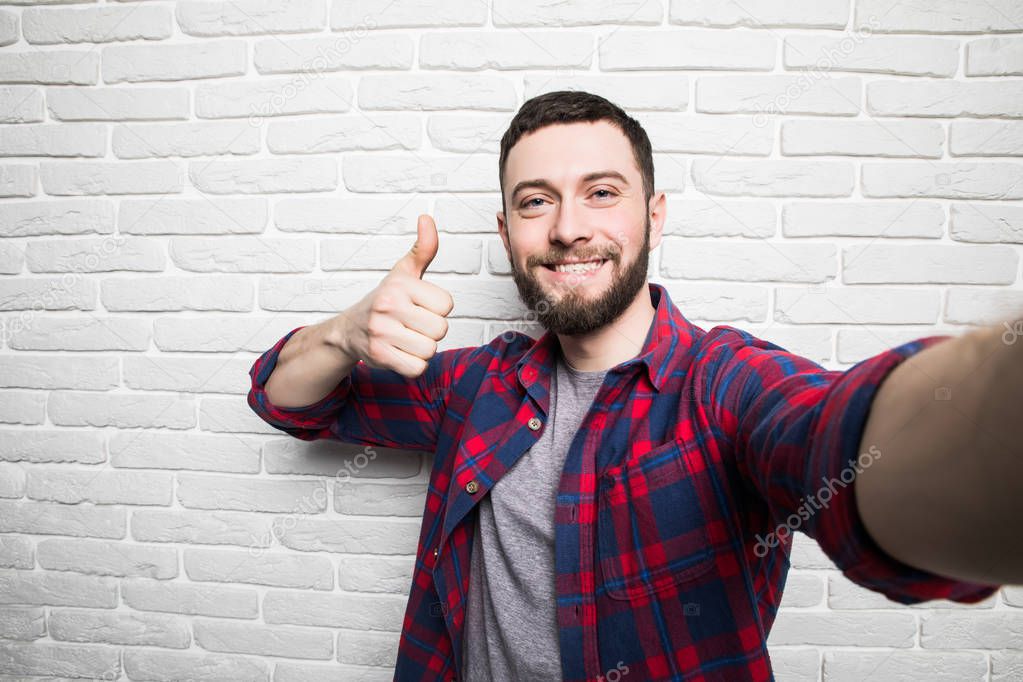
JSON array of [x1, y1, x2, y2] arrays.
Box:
[[557, 284, 655, 372]]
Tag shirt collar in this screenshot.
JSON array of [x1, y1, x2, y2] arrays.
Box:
[[514, 282, 700, 393]]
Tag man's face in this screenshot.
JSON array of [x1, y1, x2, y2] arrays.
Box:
[[497, 120, 664, 336]]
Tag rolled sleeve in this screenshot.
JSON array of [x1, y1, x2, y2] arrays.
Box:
[[701, 326, 999, 605], [805, 334, 997, 605], [247, 325, 353, 441]]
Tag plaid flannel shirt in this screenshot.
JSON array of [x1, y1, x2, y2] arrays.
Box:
[[248, 282, 997, 681]]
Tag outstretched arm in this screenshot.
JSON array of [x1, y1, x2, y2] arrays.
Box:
[[856, 318, 1023, 586]]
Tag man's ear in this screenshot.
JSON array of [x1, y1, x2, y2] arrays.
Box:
[[497, 210, 512, 262], [648, 191, 666, 252]]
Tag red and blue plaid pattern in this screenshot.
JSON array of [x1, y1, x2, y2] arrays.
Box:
[[248, 282, 997, 681]]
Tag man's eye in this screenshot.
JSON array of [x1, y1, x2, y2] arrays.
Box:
[[520, 197, 545, 208], [593, 189, 616, 199]]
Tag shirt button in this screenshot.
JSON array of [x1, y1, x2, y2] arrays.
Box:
[[433, 547, 439, 557], [465, 479, 479, 494], [527, 417, 542, 431]]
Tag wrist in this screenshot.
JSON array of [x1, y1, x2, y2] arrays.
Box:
[[323, 314, 355, 359]]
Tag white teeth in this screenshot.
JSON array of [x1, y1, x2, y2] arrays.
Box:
[[554, 260, 604, 274]]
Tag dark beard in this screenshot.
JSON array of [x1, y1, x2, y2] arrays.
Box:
[[509, 216, 651, 336]]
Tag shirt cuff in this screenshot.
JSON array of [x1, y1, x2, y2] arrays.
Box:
[[808, 334, 1000, 605], [247, 325, 353, 439]]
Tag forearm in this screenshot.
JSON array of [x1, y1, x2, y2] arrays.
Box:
[[855, 319, 1023, 586], [264, 314, 358, 408]]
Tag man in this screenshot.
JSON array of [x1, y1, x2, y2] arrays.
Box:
[[249, 91, 1017, 681]]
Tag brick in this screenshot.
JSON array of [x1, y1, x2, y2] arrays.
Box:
[[862, 162, 1023, 200], [111, 431, 260, 473], [843, 244, 1017, 284], [524, 74, 689, 110], [775, 286, 939, 324], [47, 391, 195, 429], [0, 641, 119, 678], [25, 236, 164, 272], [176, 473, 327, 513], [103, 41, 246, 83], [38, 538, 176, 578], [0, 499, 124, 539], [122, 357, 255, 394], [113, 121, 259, 159], [269, 114, 419, 154], [255, 34, 412, 73], [23, 5, 171, 44], [8, 317, 150, 351], [663, 199, 775, 238], [824, 651, 987, 681], [177, 0, 325, 36], [193, 618, 333, 659], [857, 0, 1023, 33], [420, 31, 592, 70], [0, 163, 36, 197], [639, 113, 773, 155], [0, 123, 106, 157], [101, 276, 253, 312], [0, 430, 105, 465], [950, 120, 1023, 157], [692, 160, 854, 197], [671, 0, 848, 28], [0, 278, 95, 310], [132, 510, 272, 549], [40, 160, 183, 195], [189, 157, 337, 194], [600, 30, 775, 70], [183, 547, 333, 590], [967, 36, 1023, 76], [784, 34, 959, 77], [696, 75, 861, 116], [783, 201, 944, 238], [951, 202, 1023, 243], [48, 608, 189, 647], [27, 468, 172, 505], [120, 197, 267, 235], [0, 351, 118, 390], [331, 0, 486, 29], [122, 578, 259, 619], [781, 119, 943, 157], [359, 74, 517, 110], [124, 649, 267, 682], [320, 236, 481, 273], [169, 237, 315, 272], [0, 50, 98, 84], [495, 0, 661, 27], [868, 81, 1023, 118], [47, 86, 189, 121], [0, 86, 44, 123], [662, 240, 836, 282], [196, 77, 354, 119]]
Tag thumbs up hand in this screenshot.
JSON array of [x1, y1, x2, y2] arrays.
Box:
[[342, 215, 455, 378]]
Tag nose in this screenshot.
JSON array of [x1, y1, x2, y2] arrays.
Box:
[[549, 194, 593, 247]]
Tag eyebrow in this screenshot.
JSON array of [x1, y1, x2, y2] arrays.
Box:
[[510, 170, 631, 202]]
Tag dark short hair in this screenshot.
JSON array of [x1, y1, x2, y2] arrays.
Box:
[[498, 90, 655, 214]]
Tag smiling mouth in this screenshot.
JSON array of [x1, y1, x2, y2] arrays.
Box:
[[541, 258, 609, 273]]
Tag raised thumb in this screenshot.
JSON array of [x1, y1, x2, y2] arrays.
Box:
[[392, 214, 439, 279]]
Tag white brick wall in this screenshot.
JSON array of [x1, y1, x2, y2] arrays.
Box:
[[0, 1, 1020, 680]]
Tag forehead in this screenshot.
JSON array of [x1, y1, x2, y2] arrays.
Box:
[[503, 119, 638, 190]]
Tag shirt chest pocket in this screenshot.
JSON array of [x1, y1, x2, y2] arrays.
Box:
[[596, 438, 716, 601]]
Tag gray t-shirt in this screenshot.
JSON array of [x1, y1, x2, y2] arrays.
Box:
[[461, 349, 608, 681]]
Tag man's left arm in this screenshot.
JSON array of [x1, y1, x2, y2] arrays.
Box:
[[856, 318, 1023, 586]]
